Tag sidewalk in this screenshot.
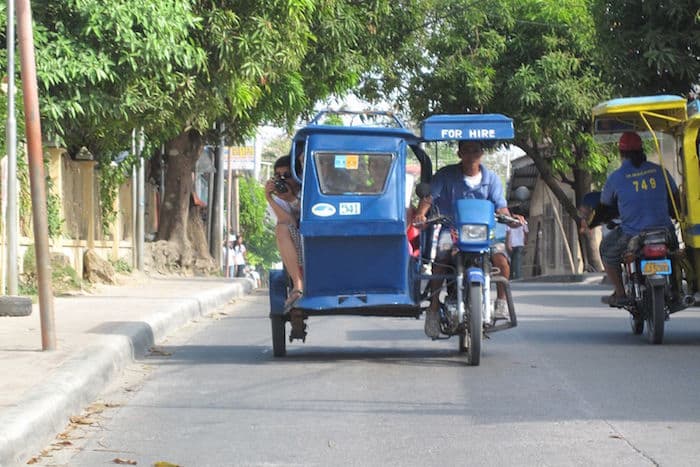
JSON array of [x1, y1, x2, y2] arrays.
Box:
[[0, 274, 254, 467]]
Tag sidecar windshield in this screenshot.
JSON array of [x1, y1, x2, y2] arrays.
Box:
[[314, 152, 394, 195]]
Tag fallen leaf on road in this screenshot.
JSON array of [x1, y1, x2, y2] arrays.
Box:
[[53, 440, 73, 447], [113, 458, 137, 465], [154, 462, 181, 467], [609, 434, 623, 439], [26, 456, 40, 464], [147, 347, 172, 357], [69, 415, 96, 425]]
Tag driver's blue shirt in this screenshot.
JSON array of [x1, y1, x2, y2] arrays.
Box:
[[600, 159, 677, 236], [430, 163, 507, 220]]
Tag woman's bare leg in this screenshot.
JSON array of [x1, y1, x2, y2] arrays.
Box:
[[275, 223, 303, 295]]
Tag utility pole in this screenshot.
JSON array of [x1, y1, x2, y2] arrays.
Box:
[[136, 128, 145, 271], [232, 172, 240, 235], [226, 148, 233, 236], [225, 146, 233, 278], [17, 0, 55, 349], [210, 123, 225, 266], [131, 129, 137, 268], [206, 150, 214, 243], [5, 0, 18, 295]]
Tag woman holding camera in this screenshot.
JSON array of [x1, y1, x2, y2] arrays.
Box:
[[265, 156, 304, 308]]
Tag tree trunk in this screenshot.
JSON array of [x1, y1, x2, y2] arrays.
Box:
[[573, 160, 602, 272], [156, 129, 216, 274], [518, 138, 581, 271]]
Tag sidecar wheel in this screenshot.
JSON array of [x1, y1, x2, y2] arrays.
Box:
[[271, 315, 287, 357]]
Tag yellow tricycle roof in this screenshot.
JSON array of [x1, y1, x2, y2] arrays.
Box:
[[592, 95, 687, 134]]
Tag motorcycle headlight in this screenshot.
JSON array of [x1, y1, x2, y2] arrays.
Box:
[[459, 224, 488, 243]]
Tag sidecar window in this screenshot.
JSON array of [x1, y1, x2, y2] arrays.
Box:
[[314, 152, 394, 195]]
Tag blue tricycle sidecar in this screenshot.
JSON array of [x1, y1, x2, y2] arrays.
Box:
[[269, 111, 518, 361]]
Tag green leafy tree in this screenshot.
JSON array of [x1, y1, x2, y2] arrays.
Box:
[[1, 1, 397, 274], [592, 0, 700, 95], [238, 175, 277, 267], [367, 0, 613, 270]]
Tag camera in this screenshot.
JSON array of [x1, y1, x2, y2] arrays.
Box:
[[274, 178, 288, 193]]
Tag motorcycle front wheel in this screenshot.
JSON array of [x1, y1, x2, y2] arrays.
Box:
[[645, 280, 666, 345], [465, 283, 482, 366]]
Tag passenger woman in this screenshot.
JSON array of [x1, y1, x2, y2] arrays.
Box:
[[265, 156, 303, 308]]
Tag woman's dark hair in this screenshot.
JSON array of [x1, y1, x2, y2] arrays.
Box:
[[274, 155, 291, 170], [620, 149, 646, 168]]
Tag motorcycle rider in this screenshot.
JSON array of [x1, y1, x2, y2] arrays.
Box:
[[414, 140, 523, 338], [592, 131, 679, 307]]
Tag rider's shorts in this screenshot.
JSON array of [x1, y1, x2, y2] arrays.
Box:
[[599, 227, 632, 266], [491, 242, 509, 262]]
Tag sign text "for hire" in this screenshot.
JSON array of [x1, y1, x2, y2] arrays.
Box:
[[440, 128, 497, 139]]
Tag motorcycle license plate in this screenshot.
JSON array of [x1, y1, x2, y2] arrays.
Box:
[[641, 259, 672, 275]]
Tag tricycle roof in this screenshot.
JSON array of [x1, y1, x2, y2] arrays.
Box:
[[293, 124, 420, 145], [420, 114, 514, 141], [592, 95, 687, 134]]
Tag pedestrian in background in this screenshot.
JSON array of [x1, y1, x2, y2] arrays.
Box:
[[222, 237, 236, 278], [506, 217, 528, 280], [233, 234, 247, 277]]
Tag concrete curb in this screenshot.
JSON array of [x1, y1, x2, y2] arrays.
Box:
[[0, 280, 252, 467]]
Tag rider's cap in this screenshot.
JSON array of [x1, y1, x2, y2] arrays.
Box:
[[619, 132, 642, 151]]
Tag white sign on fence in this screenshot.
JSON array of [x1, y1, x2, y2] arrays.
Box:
[[224, 146, 255, 171]]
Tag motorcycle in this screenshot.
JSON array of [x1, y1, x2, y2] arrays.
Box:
[[420, 197, 519, 365], [620, 228, 692, 344]]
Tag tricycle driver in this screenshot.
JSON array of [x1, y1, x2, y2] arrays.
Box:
[[414, 140, 523, 339], [586, 131, 680, 308]]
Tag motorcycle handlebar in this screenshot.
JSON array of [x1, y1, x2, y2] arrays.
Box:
[[412, 215, 450, 227], [413, 213, 524, 227], [495, 213, 523, 225]]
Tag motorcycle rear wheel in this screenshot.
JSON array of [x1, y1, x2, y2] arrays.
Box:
[[645, 281, 665, 345], [630, 313, 644, 335]]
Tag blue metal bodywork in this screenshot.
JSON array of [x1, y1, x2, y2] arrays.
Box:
[[455, 199, 496, 286], [454, 199, 495, 253], [269, 113, 514, 317], [295, 125, 420, 313]]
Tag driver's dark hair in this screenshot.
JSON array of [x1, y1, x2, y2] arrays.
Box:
[[458, 140, 483, 152], [274, 155, 291, 170], [620, 149, 646, 168]]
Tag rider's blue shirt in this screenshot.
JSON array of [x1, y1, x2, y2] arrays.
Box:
[[430, 163, 507, 219], [600, 159, 677, 236]]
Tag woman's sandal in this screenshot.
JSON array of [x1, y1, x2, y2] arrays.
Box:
[[284, 289, 303, 310]]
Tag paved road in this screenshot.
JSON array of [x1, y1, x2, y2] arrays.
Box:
[[37, 284, 700, 466]]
